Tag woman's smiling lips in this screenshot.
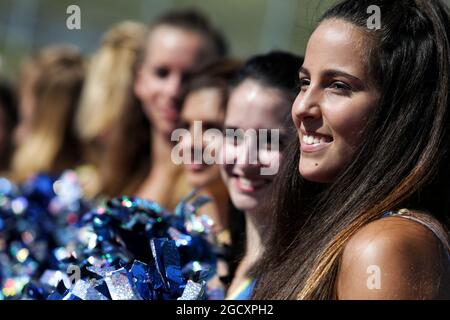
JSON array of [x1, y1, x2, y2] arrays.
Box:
[[300, 129, 333, 153], [231, 175, 271, 193], [186, 162, 208, 172], [159, 104, 179, 121]]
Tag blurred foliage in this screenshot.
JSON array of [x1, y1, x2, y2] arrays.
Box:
[[0, 0, 338, 79]]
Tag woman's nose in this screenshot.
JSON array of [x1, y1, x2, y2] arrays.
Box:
[[292, 86, 322, 125]]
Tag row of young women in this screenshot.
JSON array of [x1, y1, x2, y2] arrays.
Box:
[[0, 8, 298, 299], [1, 0, 450, 300]]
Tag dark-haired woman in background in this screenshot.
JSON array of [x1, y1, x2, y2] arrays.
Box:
[[180, 59, 241, 237], [11, 45, 85, 182], [253, 0, 450, 300], [178, 58, 244, 299], [101, 9, 227, 210], [220, 51, 303, 299], [0, 80, 17, 174]]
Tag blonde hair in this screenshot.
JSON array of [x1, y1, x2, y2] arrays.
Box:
[[75, 21, 146, 166], [101, 10, 227, 201], [12, 45, 85, 182]]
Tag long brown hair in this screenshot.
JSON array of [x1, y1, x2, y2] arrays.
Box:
[[12, 45, 85, 182], [100, 9, 227, 198], [252, 0, 450, 299]]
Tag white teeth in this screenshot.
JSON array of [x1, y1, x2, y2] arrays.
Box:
[[303, 134, 332, 145], [303, 135, 308, 144]]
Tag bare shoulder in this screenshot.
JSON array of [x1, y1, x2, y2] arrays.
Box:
[[336, 216, 450, 300]]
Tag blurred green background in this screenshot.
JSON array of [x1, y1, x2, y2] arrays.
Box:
[[0, 0, 338, 79]]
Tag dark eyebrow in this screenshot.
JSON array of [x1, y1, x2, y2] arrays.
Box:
[[300, 66, 365, 89], [322, 69, 362, 83]]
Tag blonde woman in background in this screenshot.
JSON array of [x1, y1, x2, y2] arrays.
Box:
[[101, 9, 227, 211], [75, 21, 147, 198], [11, 45, 85, 183]]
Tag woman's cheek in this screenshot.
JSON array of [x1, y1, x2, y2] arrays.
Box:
[[323, 95, 377, 141]]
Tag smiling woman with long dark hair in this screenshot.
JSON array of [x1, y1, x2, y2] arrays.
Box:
[[252, 0, 450, 300], [221, 51, 302, 299]]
